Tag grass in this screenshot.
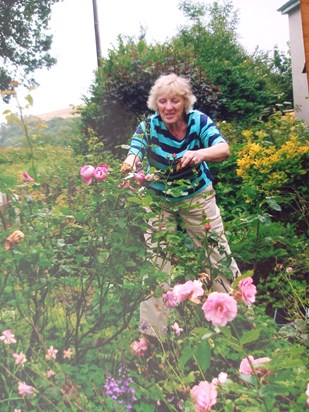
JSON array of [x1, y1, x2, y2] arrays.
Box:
[[0, 145, 74, 189]]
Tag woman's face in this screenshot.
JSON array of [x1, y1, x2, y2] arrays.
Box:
[[156, 94, 185, 125]]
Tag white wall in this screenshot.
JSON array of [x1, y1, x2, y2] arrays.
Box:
[[289, 7, 309, 123]]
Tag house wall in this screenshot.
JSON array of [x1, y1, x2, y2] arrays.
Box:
[[300, 0, 309, 94], [289, 7, 309, 122]]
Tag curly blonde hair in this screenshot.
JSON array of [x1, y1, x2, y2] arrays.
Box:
[[147, 73, 197, 114]]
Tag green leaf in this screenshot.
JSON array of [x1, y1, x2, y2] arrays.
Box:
[[127, 196, 144, 204], [266, 197, 282, 211], [97, 250, 110, 263], [166, 234, 181, 244], [25, 94, 34, 105], [239, 373, 258, 385], [257, 214, 271, 225], [220, 326, 232, 338], [259, 384, 289, 397], [239, 328, 260, 346], [178, 344, 193, 370], [191, 327, 213, 339], [194, 339, 211, 372]]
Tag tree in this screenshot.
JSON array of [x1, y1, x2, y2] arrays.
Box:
[[175, 0, 292, 122], [0, 0, 60, 98], [78, 36, 221, 154], [78, 0, 292, 153]]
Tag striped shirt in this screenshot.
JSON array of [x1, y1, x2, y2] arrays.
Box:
[[128, 110, 226, 201]]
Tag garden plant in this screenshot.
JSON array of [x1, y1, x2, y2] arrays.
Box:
[[0, 101, 308, 411]]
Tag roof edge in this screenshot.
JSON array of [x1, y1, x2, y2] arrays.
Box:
[[278, 0, 300, 14]]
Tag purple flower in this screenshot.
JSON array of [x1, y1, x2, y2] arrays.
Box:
[[139, 321, 148, 330], [104, 364, 137, 409]]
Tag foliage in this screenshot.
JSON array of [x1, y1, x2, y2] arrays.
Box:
[[0, 115, 80, 148], [78, 38, 221, 154], [127, 300, 308, 412], [0, 0, 59, 96], [175, 0, 292, 122], [1, 85, 80, 148], [0, 109, 307, 410], [209, 114, 308, 313], [78, 0, 292, 154], [1, 148, 160, 361]]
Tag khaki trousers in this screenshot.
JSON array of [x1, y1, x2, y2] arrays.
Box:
[[140, 185, 240, 338]]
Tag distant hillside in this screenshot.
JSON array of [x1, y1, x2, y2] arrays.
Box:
[[1, 110, 79, 148], [36, 107, 81, 121]]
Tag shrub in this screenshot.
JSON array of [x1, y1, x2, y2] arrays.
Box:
[[236, 114, 309, 233]]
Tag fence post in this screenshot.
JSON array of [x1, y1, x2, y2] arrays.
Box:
[[0, 192, 11, 230]]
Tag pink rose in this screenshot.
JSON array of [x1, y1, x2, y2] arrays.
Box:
[[212, 372, 228, 386], [133, 171, 145, 181], [239, 355, 271, 375], [93, 164, 108, 181], [202, 292, 237, 327], [80, 165, 95, 184], [131, 337, 148, 356], [173, 280, 204, 304], [163, 290, 179, 308], [18, 381, 34, 396], [22, 171, 34, 182], [306, 383, 309, 406], [238, 277, 257, 305], [190, 381, 217, 412]]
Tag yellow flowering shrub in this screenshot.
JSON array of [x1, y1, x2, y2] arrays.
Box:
[[236, 115, 309, 204]]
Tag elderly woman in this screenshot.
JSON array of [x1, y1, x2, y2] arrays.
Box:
[[121, 73, 240, 338]]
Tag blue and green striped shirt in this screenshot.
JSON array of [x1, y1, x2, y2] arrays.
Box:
[[128, 110, 226, 201]]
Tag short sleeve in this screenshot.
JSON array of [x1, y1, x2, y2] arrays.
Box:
[[199, 113, 226, 148]]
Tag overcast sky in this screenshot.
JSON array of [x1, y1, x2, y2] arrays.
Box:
[[1, 0, 290, 121]]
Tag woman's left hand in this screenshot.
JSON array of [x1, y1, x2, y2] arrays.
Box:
[[177, 150, 202, 170]]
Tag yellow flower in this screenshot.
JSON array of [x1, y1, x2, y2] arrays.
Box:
[[241, 130, 253, 139]]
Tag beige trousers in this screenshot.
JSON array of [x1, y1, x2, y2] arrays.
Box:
[[140, 185, 240, 338]]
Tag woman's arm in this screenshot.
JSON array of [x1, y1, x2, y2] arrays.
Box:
[[198, 142, 230, 162], [178, 142, 230, 169]]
